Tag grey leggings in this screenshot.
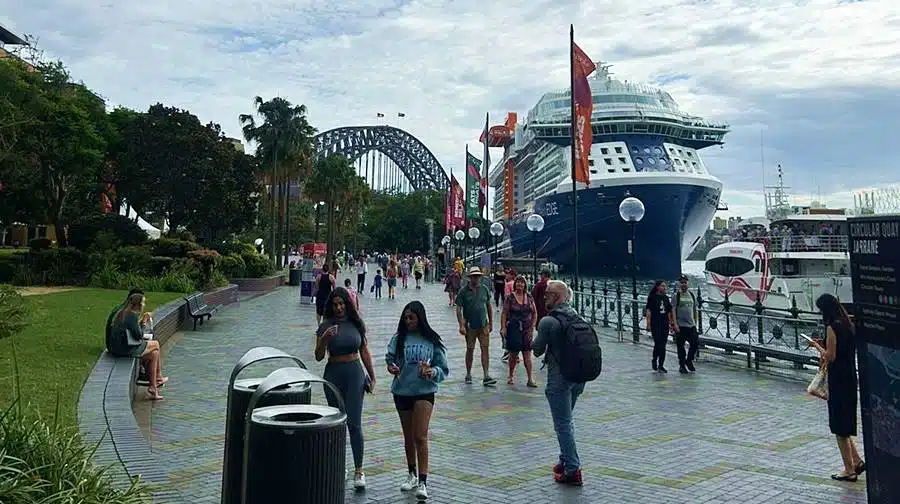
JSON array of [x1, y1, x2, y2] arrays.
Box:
[[323, 360, 367, 469]]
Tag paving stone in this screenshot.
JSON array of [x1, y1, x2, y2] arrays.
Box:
[[85, 271, 869, 503]]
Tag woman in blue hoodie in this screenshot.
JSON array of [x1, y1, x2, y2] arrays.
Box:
[[385, 300, 449, 501]]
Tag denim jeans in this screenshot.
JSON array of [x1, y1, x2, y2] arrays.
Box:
[[545, 374, 585, 474]]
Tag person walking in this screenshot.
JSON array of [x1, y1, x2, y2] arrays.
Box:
[[413, 257, 424, 289], [387, 261, 399, 300], [400, 259, 410, 289], [385, 301, 450, 501], [492, 267, 506, 309], [314, 288, 377, 490], [809, 293, 865, 482], [455, 267, 497, 386], [531, 269, 551, 321], [532, 280, 602, 486], [314, 263, 335, 325], [356, 257, 368, 293], [672, 275, 699, 374], [500, 275, 538, 387], [443, 268, 461, 306], [644, 280, 674, 373]]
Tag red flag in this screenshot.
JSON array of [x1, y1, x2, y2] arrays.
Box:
[[450, 175, 466, 229], [571, 41, 595, 187], [444, 191, 451, 233]]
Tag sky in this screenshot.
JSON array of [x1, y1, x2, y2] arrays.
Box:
[[3, 0, 899, 219]]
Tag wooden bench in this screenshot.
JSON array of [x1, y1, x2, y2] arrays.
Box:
[[184, 292, 222, 330]]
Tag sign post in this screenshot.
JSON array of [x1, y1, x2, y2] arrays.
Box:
[[848, 214, 900, 503]]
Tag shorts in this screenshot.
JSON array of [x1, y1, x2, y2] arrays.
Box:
[[387, 278, 397, 287], [414, 271, 423, 280], [393, 393, 435, 411], [505, 322, 533, 353], [465, 326, 490, 349]]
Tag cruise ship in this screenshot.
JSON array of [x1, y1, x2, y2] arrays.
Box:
[[488, 63, 729, 279]]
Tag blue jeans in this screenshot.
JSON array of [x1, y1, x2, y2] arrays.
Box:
[[545, 375, 585, 474]]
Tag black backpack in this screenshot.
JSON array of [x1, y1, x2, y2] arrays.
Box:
[[550, 309, 602, 383]]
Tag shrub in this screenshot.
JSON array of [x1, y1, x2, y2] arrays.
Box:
[[0, 253, 25, 283], [111, 245, 153, 274], [242, 253, 272, 278], [152, 238, 200, 258], [0, 284, 28, 340], [67, 214, 148, 251], [28, 237, 52, 250], [220, 254, 246, 278], [188, 249, 222, 290], [147, 256, 174, 276], [215, 241, 257, 257], [167, 229, 197, 243]]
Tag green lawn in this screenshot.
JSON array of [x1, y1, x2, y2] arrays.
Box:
[[0, 248, 23, 256], [0, 288, 183, 426]]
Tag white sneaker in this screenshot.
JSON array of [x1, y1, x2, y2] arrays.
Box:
[[400, 471, 418, 491], [353, 472, 366, 490], [416, 482, 428, 500]]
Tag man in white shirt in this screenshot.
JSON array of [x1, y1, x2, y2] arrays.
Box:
[[356, 258, 368, 294]]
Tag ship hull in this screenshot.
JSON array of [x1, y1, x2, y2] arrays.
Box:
[[506, 177, 720, 280]]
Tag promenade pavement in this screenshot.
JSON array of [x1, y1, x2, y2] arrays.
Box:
[[142, 272, 867, 504]]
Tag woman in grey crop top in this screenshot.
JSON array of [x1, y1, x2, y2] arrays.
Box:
[[315, 287, 376, 490]]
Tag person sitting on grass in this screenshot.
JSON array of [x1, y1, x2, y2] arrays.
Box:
[[108, 293, 169, 401]]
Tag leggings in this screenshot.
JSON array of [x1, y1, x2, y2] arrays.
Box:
[[651, 325, 668, 368], [323, 360, 367, 469], [494, 285, 504, 306]]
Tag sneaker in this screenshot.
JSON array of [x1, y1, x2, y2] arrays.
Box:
[[658, 366, 668, 374], [554, 468, 583, 486], [483, 376, 497, 387], [651, 359, 657, 371], [353, 472, 366, 490], [415, 482, 428, 500], [679, 366, 689, 374], [400, 472, 418, 491], [686, 361, 696, 372], [501, 351, 510, 362], [553, 463, 564, 475], [464, 374, 473, 384]]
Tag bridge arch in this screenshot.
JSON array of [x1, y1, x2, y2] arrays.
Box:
[[313, 126, 449, 192]]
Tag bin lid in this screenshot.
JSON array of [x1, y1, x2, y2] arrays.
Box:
[[234, 377, 311, 393], [250, 404, 346, 428]]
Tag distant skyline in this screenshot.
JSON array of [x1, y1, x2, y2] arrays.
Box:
[[3, 0, 899, 219]]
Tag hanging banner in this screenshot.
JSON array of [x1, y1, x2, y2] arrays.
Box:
[[450, 175, 466, 230], [466, 152, 482, 219]]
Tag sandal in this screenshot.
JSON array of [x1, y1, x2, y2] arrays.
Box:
[[507, 377, 515, 385], [854, 461, 866, 475], [830, 473, 857, 482], [156, 377, 169, 386], [527, 381, 538, 388], [147, 388, 165, 401]]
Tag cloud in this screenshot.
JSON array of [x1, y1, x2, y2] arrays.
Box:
[[2, 0, 899, 220]]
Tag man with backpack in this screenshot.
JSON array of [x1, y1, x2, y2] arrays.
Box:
[[672, 274, 699, 374], [532, 280, 603, 486]]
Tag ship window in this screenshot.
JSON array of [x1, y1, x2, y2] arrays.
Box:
[[589, 159, 595, 167], [675, 159, 682, 165], [705, 257, 754, 277], [618, 157, 627, 164], [614, 146, 623, 154], [647, 157, 656, 165], [643, 147, 651, 154], [686, 152, 693, 157], [632, 147, 639, 154], [754, 258, 761, 272], [692, 162, 698, 168], [604, 158, 612, 165], [653, 147, 662, 155], [601, 148, 609, 155], [635, 157, 643, 165], [678, 149, 684, 155]]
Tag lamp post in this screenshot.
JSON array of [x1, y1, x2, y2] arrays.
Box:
[[526, 213, 545, 280], [468, 227, 480, 266], [313, 201, 325, 243], [619, 195, 645, 343], [254, 237, 264, 255], [489, 222, 504, 270], [441, 235, 451, 276], [454, 229, 465, 265]]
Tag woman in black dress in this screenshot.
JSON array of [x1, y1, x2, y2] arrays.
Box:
[[315, 263, 335, 325], [810, 293, 865, 482]]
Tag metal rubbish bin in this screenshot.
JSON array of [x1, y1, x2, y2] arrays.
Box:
[[221, 347, 309, 504], [288, 268, 301, 286], [241, 367, 347, 504]]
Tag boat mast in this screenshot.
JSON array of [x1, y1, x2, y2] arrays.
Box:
[[764, 164, 792, 221]]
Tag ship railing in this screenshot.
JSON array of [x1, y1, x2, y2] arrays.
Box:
[[518, 275, 824, 373], [739, 234, 849, 253]]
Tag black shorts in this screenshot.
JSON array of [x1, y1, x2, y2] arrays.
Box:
[[414, 271, 423, 280], [393, 393, 435, 411]]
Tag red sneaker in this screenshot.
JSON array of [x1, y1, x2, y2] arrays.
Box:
[[554, 468, 583, 486], [553, 463, 564, 475]]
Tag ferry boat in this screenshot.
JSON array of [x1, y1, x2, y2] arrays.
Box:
[[488, 63, 729, 279], [703, 168, 852, 314]]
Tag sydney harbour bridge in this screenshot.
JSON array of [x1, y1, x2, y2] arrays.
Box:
[[313, 125, 450, 193]]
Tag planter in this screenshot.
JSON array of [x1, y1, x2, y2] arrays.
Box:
[[230, 274, 285, 292]]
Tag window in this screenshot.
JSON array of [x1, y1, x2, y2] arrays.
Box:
[[604, 158, 613, 165], [618, 157, 627, 164], [614, 146, 623, 154], [705, 257, 754, 277], [754, 258, 761, 272], [686, 151, 693, 157], [589, 159, 595, 166], [600, 148, 609, 155]]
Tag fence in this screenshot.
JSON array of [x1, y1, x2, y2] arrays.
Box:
[[518, 273, 824, 371]]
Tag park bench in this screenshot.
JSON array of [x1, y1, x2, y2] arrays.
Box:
[[699, 335, 816, 370], [184, 292, 222, 330]]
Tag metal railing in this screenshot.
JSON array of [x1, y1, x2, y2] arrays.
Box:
[[519, 274, 823, 371], [734, 234, 849, 254]]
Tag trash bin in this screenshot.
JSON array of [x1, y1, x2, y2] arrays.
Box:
[[288, 268, 301, 286], [241, 367, 347, 504], [221, 347, 308, 504], [300, 270, 316, 304]]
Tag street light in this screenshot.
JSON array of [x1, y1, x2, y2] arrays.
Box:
[[314, 201, 326, 243], [454, 229, 465, 264], [526, 213, 545, 280], [441, 235, 451, 276], [619, 195, 645, 343], [254, 237, 264, 254], [468, 227, 480, 265], [489, 222, 504, 270]]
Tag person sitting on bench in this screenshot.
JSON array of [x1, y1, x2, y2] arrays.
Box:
[[108, 292, 169, 401]]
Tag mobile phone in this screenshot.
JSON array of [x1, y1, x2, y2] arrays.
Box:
[[800, 333, 815, 344]]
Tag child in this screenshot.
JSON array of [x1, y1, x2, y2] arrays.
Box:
[[373, 269, 383, 299], [344, 278, 360, 311]]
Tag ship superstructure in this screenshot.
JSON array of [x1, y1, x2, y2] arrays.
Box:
[[489, 63, 731, 279]]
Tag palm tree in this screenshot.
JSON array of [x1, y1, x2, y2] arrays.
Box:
[[239, 96, 316, 268], [305, 154, 358, 261]]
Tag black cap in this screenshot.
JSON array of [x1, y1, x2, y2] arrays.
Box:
[[679, 274, 689, 281]]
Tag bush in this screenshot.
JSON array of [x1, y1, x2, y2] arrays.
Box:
[[0, 253, 25, 283], [242, 253, 272, 278], [147, 256, 174, 276], [88, 263, 196, 293], [188, 249, 222, 290], [220, 254, 246, 279], [67, 214, 148, 251], [0, 284, 28, 340], [28, 237, 52, 250], [214, 240, 257, 257], [111, 245, 153, 274], [0, 407, 150, 503], [151, 238, 200, 258]]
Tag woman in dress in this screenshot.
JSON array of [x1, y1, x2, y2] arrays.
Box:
[[500, 276, 538, 387], [385, 300, 449, 501], [108, 293, 168, 400], [809, 293, 865, 482], [314, 263, 336, 324], [314, 287, 376, 490], [443, 268, 461, 306]]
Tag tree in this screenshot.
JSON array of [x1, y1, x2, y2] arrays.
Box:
[[360, 189, 444, 253], [239, 97, 317, 268], [305, 155, 358, 260]]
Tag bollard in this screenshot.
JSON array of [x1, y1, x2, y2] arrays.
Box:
[[221, 347, 309, 504], [242, 367, 347, 504]]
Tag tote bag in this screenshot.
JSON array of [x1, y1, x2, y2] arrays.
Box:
[[806, 366, 828, 400]]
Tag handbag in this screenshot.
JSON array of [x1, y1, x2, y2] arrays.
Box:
[[806, 366, 828, 400]]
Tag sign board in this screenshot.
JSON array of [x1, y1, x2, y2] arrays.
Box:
[[848, 214, 900, 503]]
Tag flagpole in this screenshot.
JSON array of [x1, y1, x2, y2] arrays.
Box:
[[569, 24, 580, 288], [483, 112, 490, 261]]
